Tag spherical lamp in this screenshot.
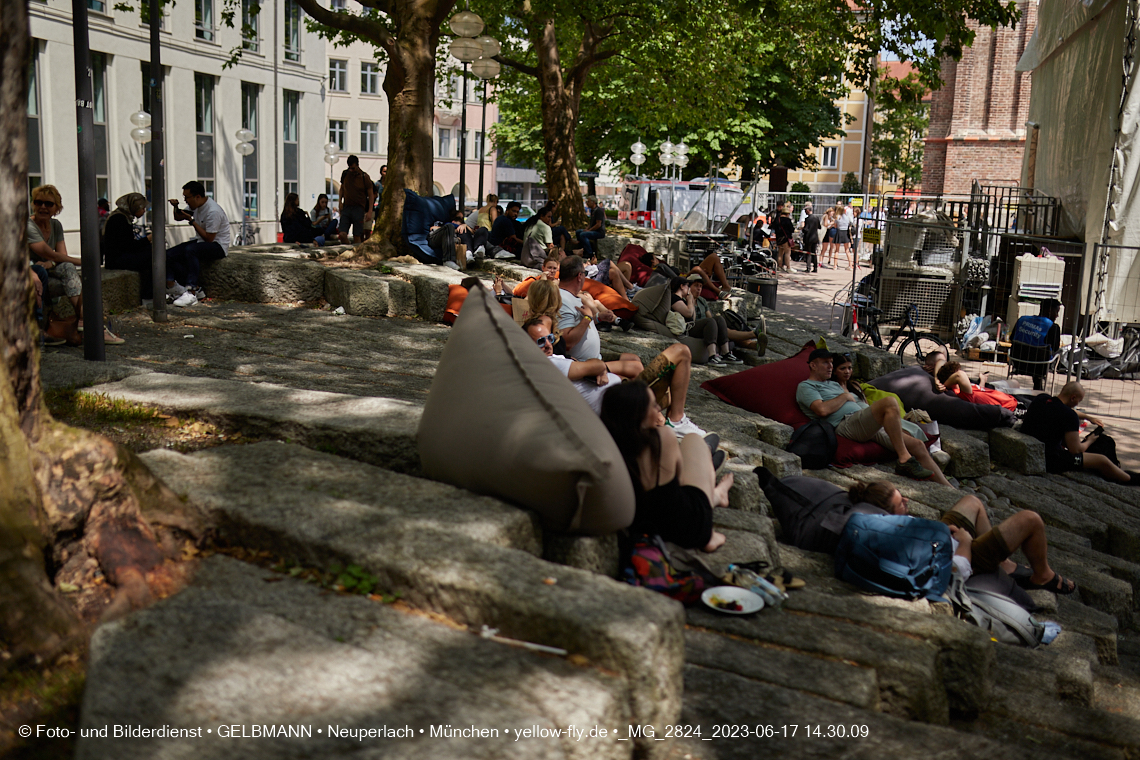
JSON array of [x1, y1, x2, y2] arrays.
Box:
[[674, 142, 689, 156], [660, 140, 674, 156], [324, 142, 339, 155], [631, 140, 646, 155], [450, 36, 485, 63], [235, 141, 255, 156], [659, 153, 675, 166], [130, 126, 152, 144], [630, 153, 646, 166], [235, 128, 255, 143], [129, 110, 151, 128], [449, 9, 484, 38], [323, 154, 339, 165], [472, 57, 501, 79], [675, 154, 690, 168], [476, 35, 501, 58]]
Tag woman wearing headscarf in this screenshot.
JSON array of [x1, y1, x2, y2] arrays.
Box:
[[101, 192, 154, 299]]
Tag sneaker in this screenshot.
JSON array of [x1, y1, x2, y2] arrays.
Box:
[[895, 458, 934, 481], [706, 354, 727, 367], [167, 284, 187, 298], [443, 261, 461, 270], [43, 335, 66, 347], [619, 317, 634, 332], [173, 291, 198, 308], [665, 414, 707, 438], [722, 352, 744, 365], [103, 328, 125, 345], [192, 287, 207, 300]]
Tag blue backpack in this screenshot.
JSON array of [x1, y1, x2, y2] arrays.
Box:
[[834, 514, 953, 601]]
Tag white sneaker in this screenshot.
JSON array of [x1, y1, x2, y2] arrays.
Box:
[[173, 291, 198, 307], [666, 414, 706, 438], [167, 284, 187, 298]]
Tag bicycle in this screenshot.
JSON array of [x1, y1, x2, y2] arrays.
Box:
[[843, 301, 949, 367]]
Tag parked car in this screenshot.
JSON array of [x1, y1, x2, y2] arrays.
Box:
[[498, 201, 536, 223]]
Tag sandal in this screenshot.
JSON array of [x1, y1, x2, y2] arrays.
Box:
[[1021, 572, 1077, 595]]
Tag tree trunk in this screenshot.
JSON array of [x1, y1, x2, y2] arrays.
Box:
[[535, 19, 587, 232], [364, 20, 444, 258], [0, 0, 204, 665]]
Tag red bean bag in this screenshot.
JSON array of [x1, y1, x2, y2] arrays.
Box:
[[619, 244, 655, 286], [445, 284, 512, 325], [700, 342, 892, 467]]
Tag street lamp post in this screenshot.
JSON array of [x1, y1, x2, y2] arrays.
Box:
[[629, 139, 646, 225], [659, 140, 675, 231], [128, 110, 152, 195], [235, 128, 255, 244], [472, 38, 500, 206], [323, 141, 339, 202], [448, 12, 485, 217]]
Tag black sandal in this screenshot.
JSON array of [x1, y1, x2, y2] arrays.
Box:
[[1022, 572, 1077, 595]]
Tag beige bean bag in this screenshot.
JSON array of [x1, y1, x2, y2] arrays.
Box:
[[418, 283, 636, 535]]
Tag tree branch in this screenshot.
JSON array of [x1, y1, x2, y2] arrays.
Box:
[[293, 0, 395, 54], [497, 54, 540, 79]]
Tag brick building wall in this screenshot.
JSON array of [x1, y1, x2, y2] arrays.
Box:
[[921, 0, 1038, 195]]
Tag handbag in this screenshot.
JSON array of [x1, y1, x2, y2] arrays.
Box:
[[624, 534, 708, 605], [665, 310, 687, 336]]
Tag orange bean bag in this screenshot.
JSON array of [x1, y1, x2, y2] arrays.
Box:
[[512, 277, 638, 320], [444, 284, 512, 325]]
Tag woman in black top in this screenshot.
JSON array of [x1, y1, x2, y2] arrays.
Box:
[[101, 192, 154, 299], [600, 381, 730, 551], [280, 192, 325, 245]]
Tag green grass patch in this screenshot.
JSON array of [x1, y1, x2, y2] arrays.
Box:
[[44, 389, 163, 428]]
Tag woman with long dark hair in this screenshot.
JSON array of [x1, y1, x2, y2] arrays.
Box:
[[830, 352, 866, 401], [310, 193, 338, 239], [280, 192, 325, 245], [601, 381, 730, 551]]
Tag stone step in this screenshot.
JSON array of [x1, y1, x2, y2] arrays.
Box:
[[139, 443, 685, 742], [1016, 475, 1140, 563], [388, 261, 468, 322], [78, 555, 631, 760], [323, 267, 417, 317], [989, 427, 1046, 474], [675, 664, 1047, 760], [685, 603, 956, 724], [51, 268, 140, 318], [939, 424, 992, 479], [89, 372, 424, 474], [202, 251, 327, 303]]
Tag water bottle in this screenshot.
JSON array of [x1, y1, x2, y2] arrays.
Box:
[[727, 564, 787, 608]]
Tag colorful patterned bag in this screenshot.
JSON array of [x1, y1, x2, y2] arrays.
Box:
[[624, 535, 707, 605]]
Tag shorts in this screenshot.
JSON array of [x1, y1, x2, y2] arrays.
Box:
[[835, 406, 893, 449], [826, 227, 837, 241], [341, 205, 366, 238], [1045, 449, 1084, 473], [940, 511, 1011, 575]]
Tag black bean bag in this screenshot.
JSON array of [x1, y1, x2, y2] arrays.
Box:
[[868, 366, 1014, 430]]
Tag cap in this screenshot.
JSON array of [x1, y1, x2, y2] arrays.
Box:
[[686, 273, 705, 283], [808, 348, 833, 363]]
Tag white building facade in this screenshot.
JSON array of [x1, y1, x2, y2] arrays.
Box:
[[28, 0, 326, 253], [323, 41, 498, 208]]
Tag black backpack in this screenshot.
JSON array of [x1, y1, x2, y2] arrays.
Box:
[[722, 308, 749, 332], [787, 419, 837, 470]]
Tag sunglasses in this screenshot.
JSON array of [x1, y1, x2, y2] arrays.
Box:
[[534, 334, 556, 347], [33, 199, 55, 208]]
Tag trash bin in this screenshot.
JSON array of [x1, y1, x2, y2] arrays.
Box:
[[747, 276, 777, 310]]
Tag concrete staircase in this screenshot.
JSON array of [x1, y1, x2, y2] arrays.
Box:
[[50, 251, 1140, 759]]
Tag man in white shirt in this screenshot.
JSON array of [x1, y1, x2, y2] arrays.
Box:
[[525, 318, 620, 414], [557, 255, 643, 379], [166, 180, 231, 307]]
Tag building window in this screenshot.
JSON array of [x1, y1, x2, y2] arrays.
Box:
[[821, 146, 838, 169], [195, 0, 214, 41], [329, 59, 347, 92], [360, 122, 378, 153], [437, 127, 451, 158], [241, 0, 259, 51], [241, 82, 259, 218], [88, 0, 107, 13], [474, 131, 484, 160], [283, 90, 299, 196], [91, 52, 109, 202], [361, 62, 379, 95], [330, 0, 345, 7], [195, 73, 215, 194], [329, 120, 346, 150], [284, 0, 301, 61], [27, 46, 43, 197]]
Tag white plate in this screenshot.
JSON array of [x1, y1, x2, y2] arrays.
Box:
[[701, 585, 764, 615]]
